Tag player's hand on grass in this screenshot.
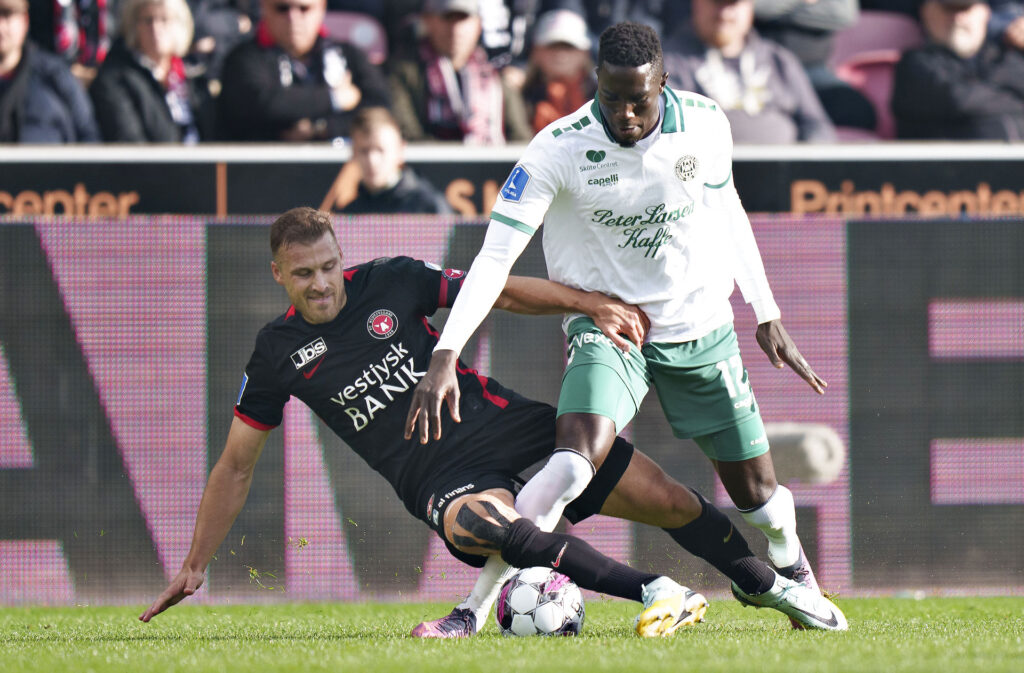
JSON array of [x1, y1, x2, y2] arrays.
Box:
[[585, 292, 650, 353], [405, 350, 461, 444], [139, 567, 205, 622], [756, 320, 827, 394]]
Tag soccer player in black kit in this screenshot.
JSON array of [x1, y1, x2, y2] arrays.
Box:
[[140, 207, 822, 637]]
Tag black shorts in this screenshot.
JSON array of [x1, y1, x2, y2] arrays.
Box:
[[419, 434, 635, 568]]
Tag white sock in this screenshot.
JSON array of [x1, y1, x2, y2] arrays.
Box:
[[456, 555, 518, 630], [739, 484, 801, 568], [514, 450, 596, 532]]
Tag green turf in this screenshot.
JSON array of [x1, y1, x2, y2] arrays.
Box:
[[1, 598, 1022, 673]]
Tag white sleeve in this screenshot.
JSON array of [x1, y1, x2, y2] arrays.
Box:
[[703, 110, 780, 324], [433, 221, 534, 355], [717, 180, 781, 324]]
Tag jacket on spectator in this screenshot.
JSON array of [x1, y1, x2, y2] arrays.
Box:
[[663, 28, 835, 143], [388, 39, 532, 144], [341, 167, 453, 215], [0, 41, 100, 143], [216, 26, 390, 141], [90, 40, 212, 142], [892, 42, 1024, 140]]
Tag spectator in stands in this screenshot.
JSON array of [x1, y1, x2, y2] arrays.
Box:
[[0, 0, 99, 142], [859, 0, 923, 17], [388, 0, 531, 144], [27, 0, 113, 86], [989, 0, 1024, 50], [342, 106, 453, 214], [90, 0, 212, 142], [541, 0, 690, 48], [188, 0, 255, 83], [521, 8, 595, 133], [216, 0, 390, 141], [664, 0, 836, 143], [893, 0, 1024, 140], [754, 0, 877, 130]]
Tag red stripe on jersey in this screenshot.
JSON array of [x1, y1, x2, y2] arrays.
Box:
[[439, 277, 448, 308], [455, 362, 509, 409], [285, 306, 296, 320], [420, 318, 509, 408], [344, 268, 359, 280], [234, 407, 277, 431]]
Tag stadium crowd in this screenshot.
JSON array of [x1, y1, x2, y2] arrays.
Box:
[[2, 0, 1023, 149]]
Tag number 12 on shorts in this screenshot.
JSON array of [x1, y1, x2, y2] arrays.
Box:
[[715, 355, 750, 400]]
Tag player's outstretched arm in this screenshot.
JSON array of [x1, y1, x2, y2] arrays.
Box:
[[139, 418, 270, 622], [755, 320, 827, 394], [496, 276, 650, 352]]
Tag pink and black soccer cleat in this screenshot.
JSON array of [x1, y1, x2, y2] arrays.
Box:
[[410, 607, 477, 638]]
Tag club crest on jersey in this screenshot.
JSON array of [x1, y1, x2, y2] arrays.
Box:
[[291, 337, 327, 368], [442, 268, 465, 280], [367, 309, 398, 339], [675, 155, 699, 181], [500, 165, 530, 202]]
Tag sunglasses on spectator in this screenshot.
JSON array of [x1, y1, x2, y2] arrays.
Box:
[[273, 3, 315, 14]]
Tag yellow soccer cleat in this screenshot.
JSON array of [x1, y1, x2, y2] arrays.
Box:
[[634, 577, 709, 637]]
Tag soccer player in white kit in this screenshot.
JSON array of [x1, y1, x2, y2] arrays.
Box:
[[406, 22, 847, 634]]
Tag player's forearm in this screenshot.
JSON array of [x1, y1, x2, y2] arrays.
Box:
[[182, 461, 255, 573], [497, 276, 597, 315], [435, 221, 532, 355]]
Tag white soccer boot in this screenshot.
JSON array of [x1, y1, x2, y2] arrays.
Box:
[[634, 576, 709, 637], [731, 572, 848, 631]]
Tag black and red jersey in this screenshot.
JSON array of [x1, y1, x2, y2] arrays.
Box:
[[234, 256, 528, 514]]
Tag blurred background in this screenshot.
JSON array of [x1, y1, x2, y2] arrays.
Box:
[[0, 0, 1022, 605]]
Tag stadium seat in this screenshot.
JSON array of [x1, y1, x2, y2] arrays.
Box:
[[322, 11, 388, 65], [828, 10, 924, 69], [834, 50, 902, 140]]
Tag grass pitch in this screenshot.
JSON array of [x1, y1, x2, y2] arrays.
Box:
[[2, 597, 1022, 673]]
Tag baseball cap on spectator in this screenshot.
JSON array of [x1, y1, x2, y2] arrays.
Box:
[[533, 10, 590, 50], [0, 0, 28, 11], [422, 0, 479, 15]]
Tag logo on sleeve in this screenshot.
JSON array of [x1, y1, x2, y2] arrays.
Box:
[[500, 165, 531, 203], [675, 155, 699, 181], [367, 309, 398, 339], [442, 268, 465, 280], [291, 337, 328, 369], [236, 373, 249, 405]]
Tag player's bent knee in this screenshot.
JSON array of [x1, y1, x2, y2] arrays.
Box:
[[447, 499, 516, 553]]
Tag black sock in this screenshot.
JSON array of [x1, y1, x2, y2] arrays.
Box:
[[663, 490, 776, 595], [501, 518, 660, 602]]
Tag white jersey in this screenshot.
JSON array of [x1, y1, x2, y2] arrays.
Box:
[[491, 87, 779, 343]]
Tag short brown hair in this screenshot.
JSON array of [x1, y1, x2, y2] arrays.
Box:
[[349, 106, 402, 138], [270, 207, 337, 256]]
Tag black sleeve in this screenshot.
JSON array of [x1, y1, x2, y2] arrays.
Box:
[[892, 48, 1024, 122], [90, 70, 148, 142], [233, 332, 290, 430], [343, 43, 391, 108], [217, 41, 334, 140], [382, 256, 466, 316], [46, 54, 100, 142]]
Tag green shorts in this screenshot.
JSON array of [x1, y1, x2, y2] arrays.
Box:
[[557, 319, 769, 462]]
